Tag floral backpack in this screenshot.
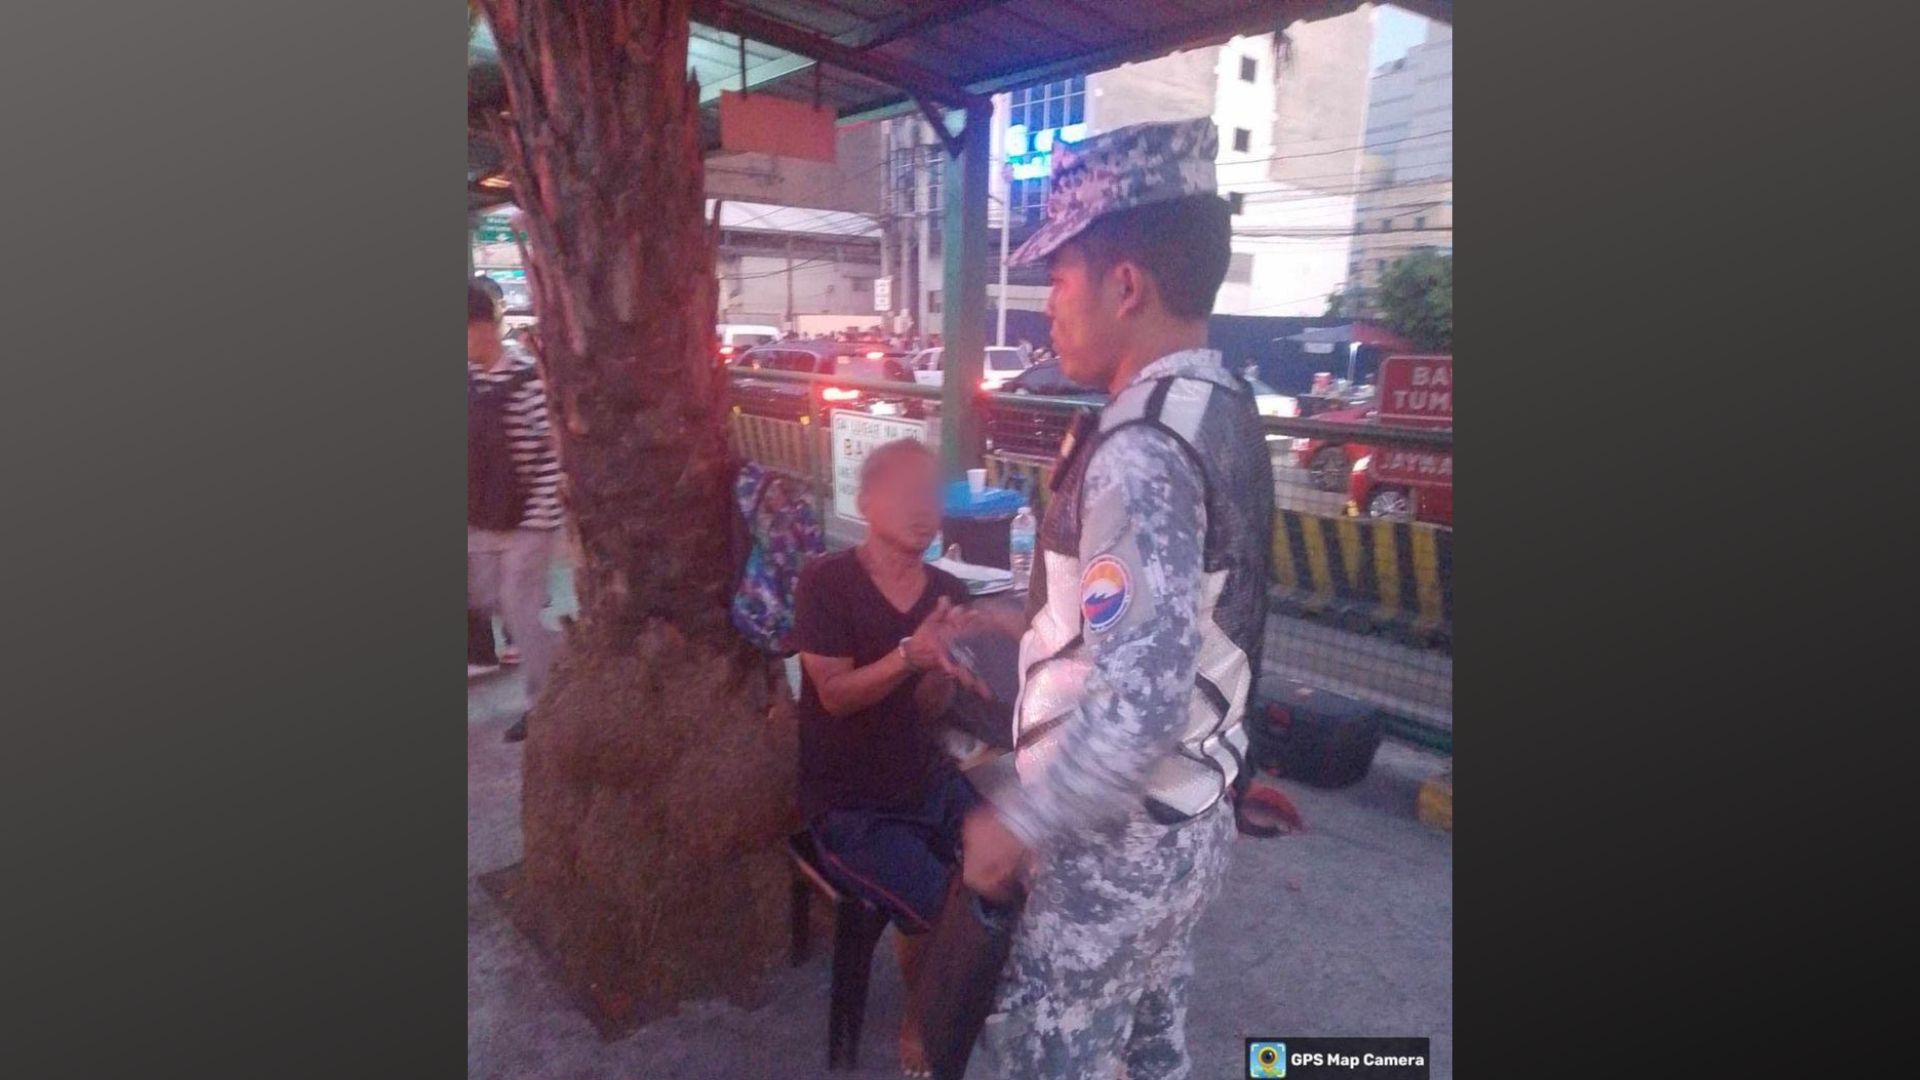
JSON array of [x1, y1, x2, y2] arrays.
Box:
[[729, 460, 825, 655]]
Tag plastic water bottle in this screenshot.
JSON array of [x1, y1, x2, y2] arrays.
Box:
[[1008, 506, 1037, 592], [924, 530, 943, 562]]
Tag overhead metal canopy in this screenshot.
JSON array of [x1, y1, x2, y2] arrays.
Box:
[[677, 0, 1450, 125], [470, 1, 1453, 194]]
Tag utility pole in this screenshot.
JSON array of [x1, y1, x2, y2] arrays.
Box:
[[915, 124, 932, 345], [783, 237, 795, 334], [879, 126, 892, 332]]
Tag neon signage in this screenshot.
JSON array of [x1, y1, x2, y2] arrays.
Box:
[[1002, 122, 1090, 181]]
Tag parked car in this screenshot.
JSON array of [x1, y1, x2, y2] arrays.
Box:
[[731, 341, 915, 422], [1291, 403, 1378, 492], [908, 345, 1032, 390], [984, 359, 1101, 456], [1348, 453, 1452, 527], [1000, 357, 1101, 399]]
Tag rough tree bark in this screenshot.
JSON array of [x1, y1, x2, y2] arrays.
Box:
[[477, 0, 795, 1029]]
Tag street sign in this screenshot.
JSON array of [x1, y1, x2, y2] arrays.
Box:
[[874, 276, 892, 313], [831, 411, 931, 521], [1377, 354, 1452, 428], [475, 218, 517, 244], [1376, 354, 1452, 489]]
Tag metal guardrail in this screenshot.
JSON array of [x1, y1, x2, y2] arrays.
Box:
[[725, 365, 1454, 448], [729, 366, 941, 397], [1263, 414, 1451, 447]]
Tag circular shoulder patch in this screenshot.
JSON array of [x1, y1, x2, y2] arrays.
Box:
[[1080, 554, 1133, 632]]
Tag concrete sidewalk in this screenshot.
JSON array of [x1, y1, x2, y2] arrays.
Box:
[[469, 666, 1452, 1080]]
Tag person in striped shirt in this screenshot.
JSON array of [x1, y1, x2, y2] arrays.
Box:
[[468, 283, 564, 744]]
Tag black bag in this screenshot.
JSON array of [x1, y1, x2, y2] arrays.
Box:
[[1251, 678, 1384, 788], [468, 367, 534, 530]]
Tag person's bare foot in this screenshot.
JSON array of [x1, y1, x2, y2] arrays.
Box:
[[899, 1027, 930, 1078], [895, 931, 931, 1077]]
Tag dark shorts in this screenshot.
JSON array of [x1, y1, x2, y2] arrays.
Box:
[[809, 770, 982, 934]]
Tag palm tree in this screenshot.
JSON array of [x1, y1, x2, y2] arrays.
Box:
[[476, 0, 794, 1029]]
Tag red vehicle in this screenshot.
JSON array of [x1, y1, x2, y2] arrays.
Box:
[[1349, 452, 1452, 527], [1292, 404, 1378, 492]]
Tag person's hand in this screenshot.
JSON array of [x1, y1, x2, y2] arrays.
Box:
[[904, 598, 994, 699], [946, 596, 1026, 640], [902, 596, 959, 671], [962, 807, 1029, 904]]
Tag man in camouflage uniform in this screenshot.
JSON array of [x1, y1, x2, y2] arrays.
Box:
[[960, 118, 1275, 1079]]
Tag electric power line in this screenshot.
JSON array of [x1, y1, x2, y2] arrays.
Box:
[[720, 255, 848, 281], [1234, 226, 1453, 239], [1218, 128, 1453, 170]]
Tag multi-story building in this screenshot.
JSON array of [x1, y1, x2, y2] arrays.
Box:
[[473, 121, 891, 334], [879, 5, 1377, 334], [1347, 20, 1452, 293], [709, 201, 883, 332]]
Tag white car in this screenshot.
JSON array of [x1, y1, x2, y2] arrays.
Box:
[[909, 346, 1032, 390], [1247, 377, 1299, 441], [716, 323, 780, 364]]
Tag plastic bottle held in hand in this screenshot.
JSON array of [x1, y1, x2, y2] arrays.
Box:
[[1008, 506, 1037, 592]]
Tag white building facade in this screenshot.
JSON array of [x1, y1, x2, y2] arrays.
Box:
[[1348, 20, 1452, 291], [979, 8, 1375, 319]]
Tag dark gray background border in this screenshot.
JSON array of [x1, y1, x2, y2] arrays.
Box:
[[4, 3, 466, 1077], [0, 1, 1904, 1076]]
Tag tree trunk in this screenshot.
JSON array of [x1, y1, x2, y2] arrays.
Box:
[[478, 0, 795, 1028]]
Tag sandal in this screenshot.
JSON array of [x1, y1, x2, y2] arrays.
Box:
[[1234, 783, 1304, 838]]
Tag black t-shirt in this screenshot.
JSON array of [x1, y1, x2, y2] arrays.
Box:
[[792, 550, 971, 821]]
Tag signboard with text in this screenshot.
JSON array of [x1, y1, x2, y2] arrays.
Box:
[[831, 411, 932, 522], [1375, 354, 1452, 488], [475, 219, 518, 244], [873, 276, 892, 313], [1378, 355, 1452, 428], [1371, 446, 1453, 489]]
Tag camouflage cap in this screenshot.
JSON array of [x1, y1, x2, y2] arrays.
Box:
[[1007, 117, 1219, 268]]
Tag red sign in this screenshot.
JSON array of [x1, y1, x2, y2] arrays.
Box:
[[1378, 355, 1453, 429], [1375, 355, 1452, 489], [1372, 446, 1453, 488], [718, 91, 837, 162]]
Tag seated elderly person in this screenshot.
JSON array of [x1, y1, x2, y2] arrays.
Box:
[[792, 438, 988, 1076]]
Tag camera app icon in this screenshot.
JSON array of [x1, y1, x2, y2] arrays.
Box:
[[1249, 1040, 1286, 1077]]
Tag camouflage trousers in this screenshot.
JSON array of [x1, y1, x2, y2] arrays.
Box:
[[975, 800, 1236, 1080]]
